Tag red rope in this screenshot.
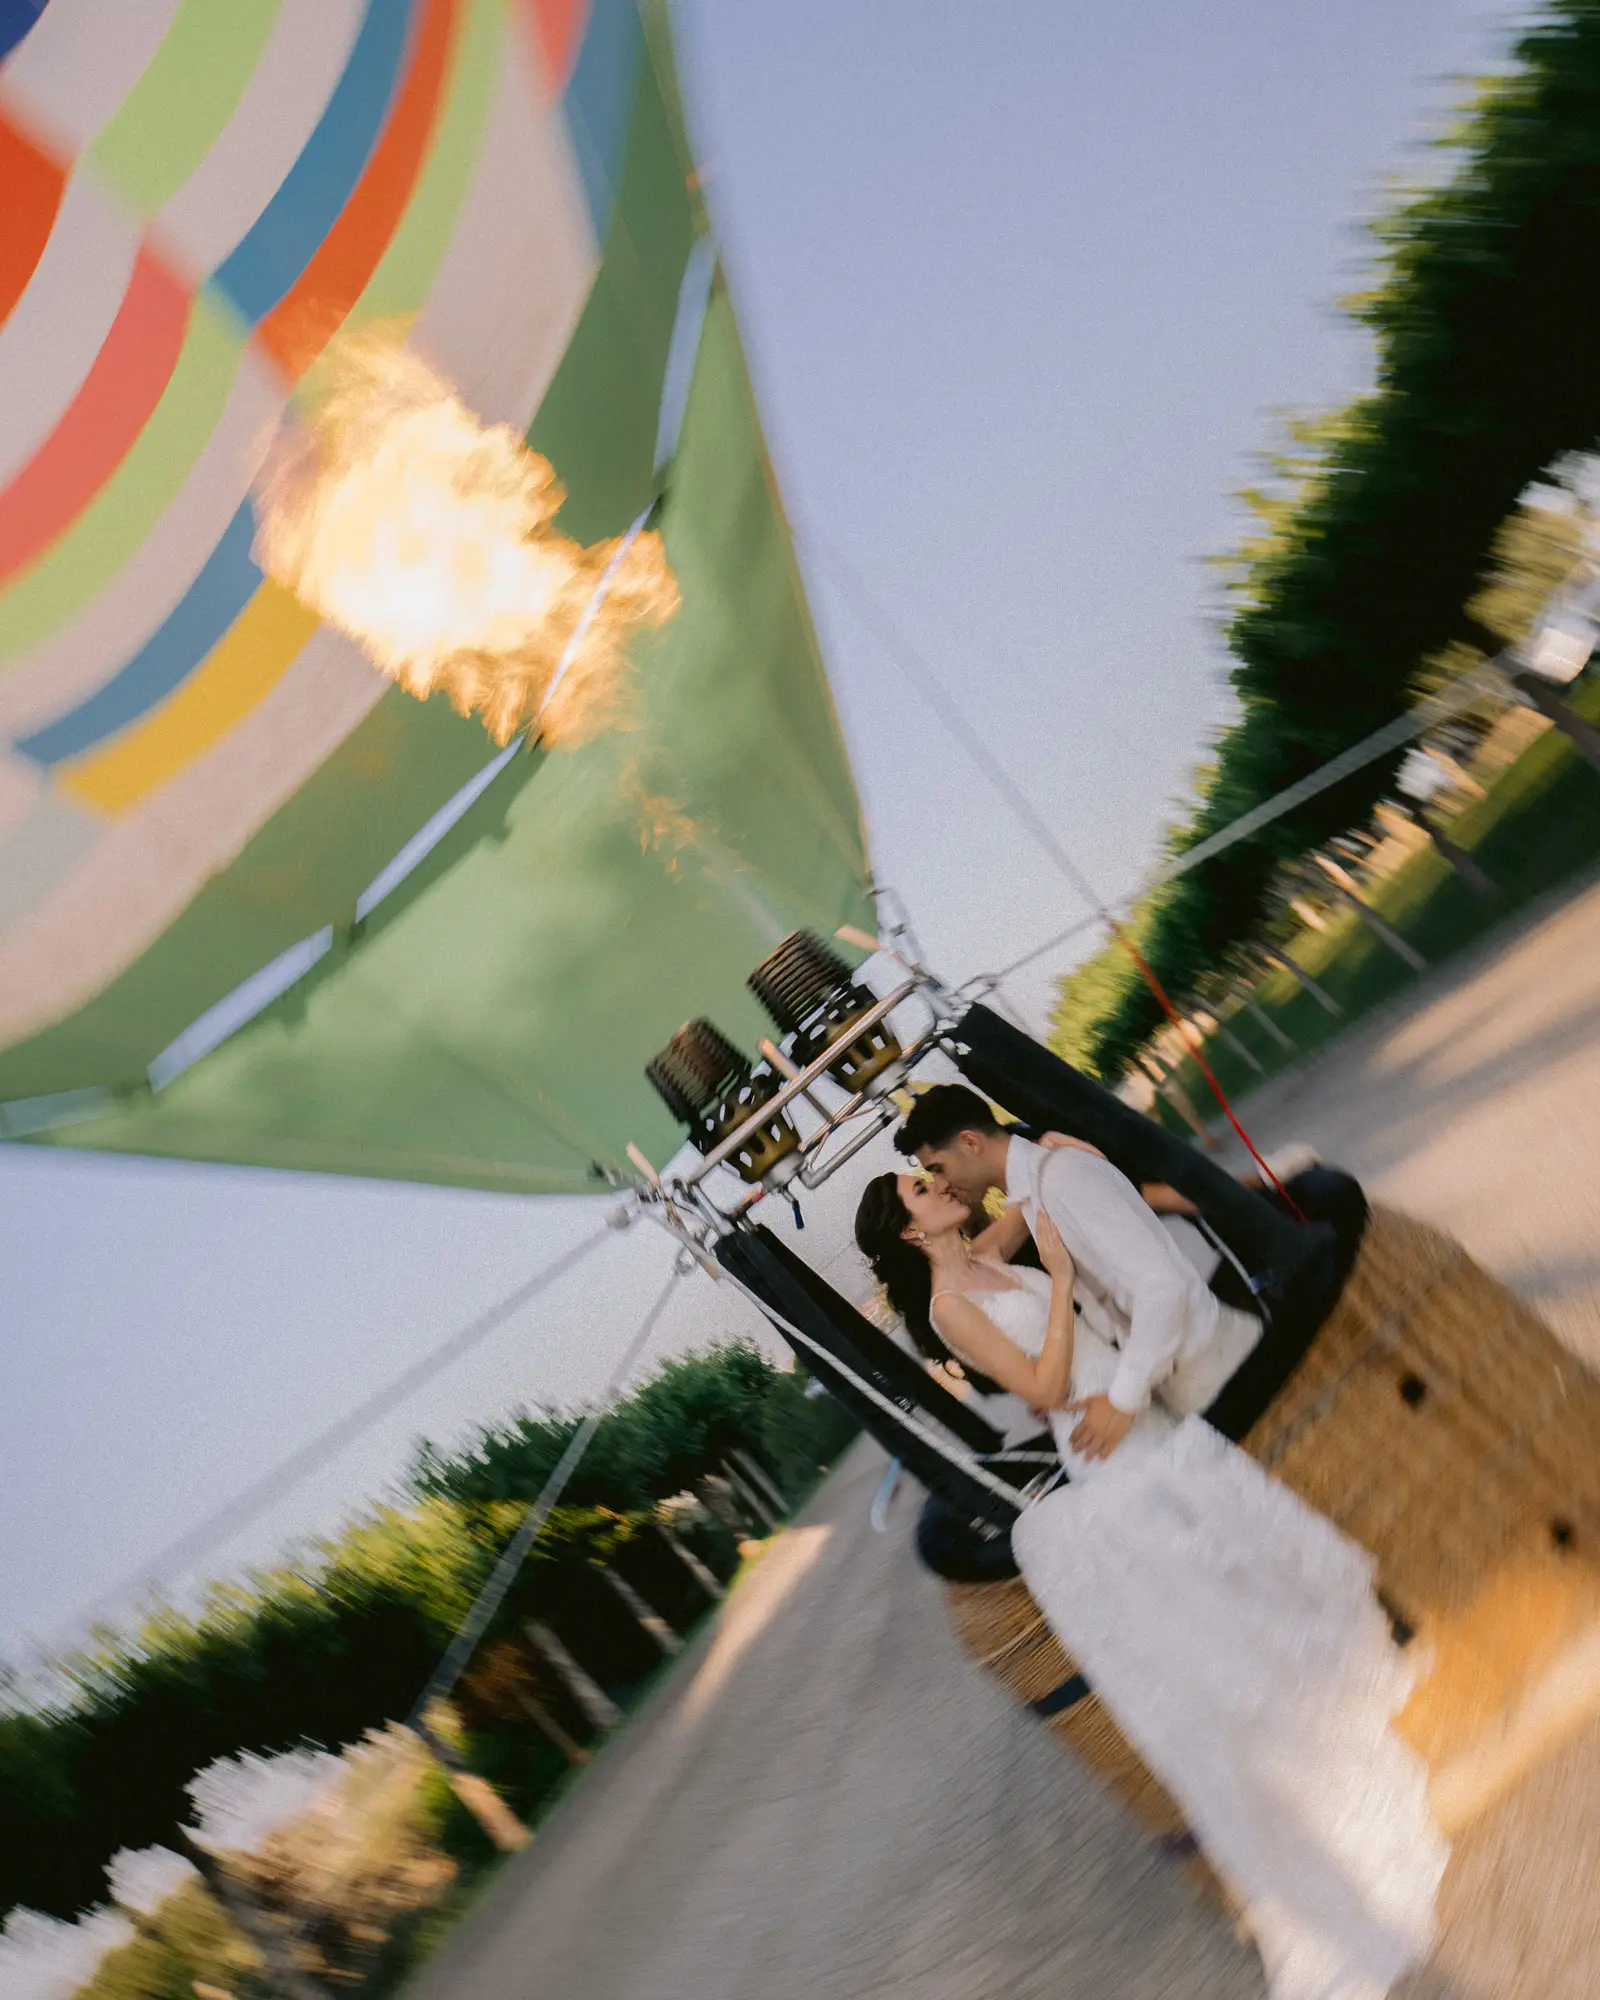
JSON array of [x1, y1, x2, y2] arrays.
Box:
[[1109, 927, 1309, 1222]]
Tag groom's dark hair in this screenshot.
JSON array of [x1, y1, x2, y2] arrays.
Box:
[[896, 1084, 1004, 1157]]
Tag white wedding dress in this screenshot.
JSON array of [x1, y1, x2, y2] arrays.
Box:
[[939, 1266, 1448, 2000]]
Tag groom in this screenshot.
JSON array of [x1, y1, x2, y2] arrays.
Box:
[[899, 1085, 1263, 1460]]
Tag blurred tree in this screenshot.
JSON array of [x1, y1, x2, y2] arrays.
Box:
[[1, 1343, 854, 1927], [1048, 895, 1170, 1080], [1052, 0, 1600, 1073], [755, 1368, 861, 1502], [75, 1876, 259, 2000], [0, 1502, 622, 1922], [1465, 495, 1591, 654], [411, 1341, 786, 1511]]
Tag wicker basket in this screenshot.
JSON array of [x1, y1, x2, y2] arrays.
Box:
[[1246, 1209, 1600, 1613], [943, 1204, 1600, 1884]]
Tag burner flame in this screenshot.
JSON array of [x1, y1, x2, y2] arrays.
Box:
[[255, 333, 678, 746]]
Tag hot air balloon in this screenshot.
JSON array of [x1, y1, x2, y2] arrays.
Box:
[[5, 0, 1600, 1927], [0, 0, 874, 1189]]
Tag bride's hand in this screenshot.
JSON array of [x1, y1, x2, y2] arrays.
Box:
[[1034, 1211, 1074, 1281]]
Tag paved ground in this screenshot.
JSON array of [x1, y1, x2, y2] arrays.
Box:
[[413, 1452, 1268, 2000], [414, 875, 1600, 2000], [1205, 869, 1600, 2000], [1219, 866, 1600, 1379]]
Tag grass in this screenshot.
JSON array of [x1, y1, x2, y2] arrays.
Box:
[[1153, 673, 1600, 1124]]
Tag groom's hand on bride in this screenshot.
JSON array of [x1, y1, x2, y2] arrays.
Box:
[[1067, 1394, 1135, 1461]]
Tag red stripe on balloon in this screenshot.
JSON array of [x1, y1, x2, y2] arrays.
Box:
[[0, 111, 67, 330], [526, 0, 587, 99], [0, 244, 191, 584]]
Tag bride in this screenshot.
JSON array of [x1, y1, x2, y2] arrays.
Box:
[[855, 1169, 1448, 2000]]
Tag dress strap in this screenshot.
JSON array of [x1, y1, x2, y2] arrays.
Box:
[[930, 1288, 983, 1315], [927, 1294, 976, 1374]]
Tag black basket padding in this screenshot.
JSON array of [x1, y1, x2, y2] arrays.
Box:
[[716, 1227, 1019, 1529]]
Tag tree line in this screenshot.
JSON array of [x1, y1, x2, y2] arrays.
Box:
[[0, 1341, 856, 1928], [1053, 0, 1600, 1077]]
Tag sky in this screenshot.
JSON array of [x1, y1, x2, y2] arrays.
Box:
[[1, 0, 1515, 1666]]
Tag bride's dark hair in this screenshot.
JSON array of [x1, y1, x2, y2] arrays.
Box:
[[854, 1173, 1000, 1395]]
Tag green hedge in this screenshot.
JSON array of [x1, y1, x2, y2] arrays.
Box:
[[1, 1343, 856, 1924], [1058, 1, 1600, 1074]]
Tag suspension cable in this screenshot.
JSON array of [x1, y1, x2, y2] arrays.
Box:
[[818, 542, 1307, 1207], [992, 667, 1504, 983], [45, 1226, 616, 1653], [406, 1260, 682, 1723]]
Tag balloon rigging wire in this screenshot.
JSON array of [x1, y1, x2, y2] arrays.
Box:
[[35, 1226, 615, 1659], [406, 1261, 683, 1726], [815, 539, 1305, 1213]]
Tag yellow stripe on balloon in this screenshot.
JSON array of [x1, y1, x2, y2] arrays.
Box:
[[57, 582, 322, 817]]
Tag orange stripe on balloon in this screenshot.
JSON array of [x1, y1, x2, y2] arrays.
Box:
[[0, 112, 68, 330], [0, 245, 191, 585], [526, 0, 587, 98], [257, 0, 462, 381]]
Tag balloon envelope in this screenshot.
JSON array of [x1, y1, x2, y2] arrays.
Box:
[[0, 0, 873, 1190]]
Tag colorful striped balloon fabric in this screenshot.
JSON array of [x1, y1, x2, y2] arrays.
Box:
[[0, 0, 874, 1191]]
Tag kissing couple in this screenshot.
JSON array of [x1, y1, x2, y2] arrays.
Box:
[[855, 1086, 1448, 2000]]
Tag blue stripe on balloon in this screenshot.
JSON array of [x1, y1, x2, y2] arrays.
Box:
[[211, 0, 417, 325], [18, 505, 262, 766], [12, 0, 421, 781], [0, 0, 50, 64], [562, 0, 641, 240]]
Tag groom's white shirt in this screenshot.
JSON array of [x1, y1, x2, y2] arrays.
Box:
[[1003, 1134, 1260, 1417]]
